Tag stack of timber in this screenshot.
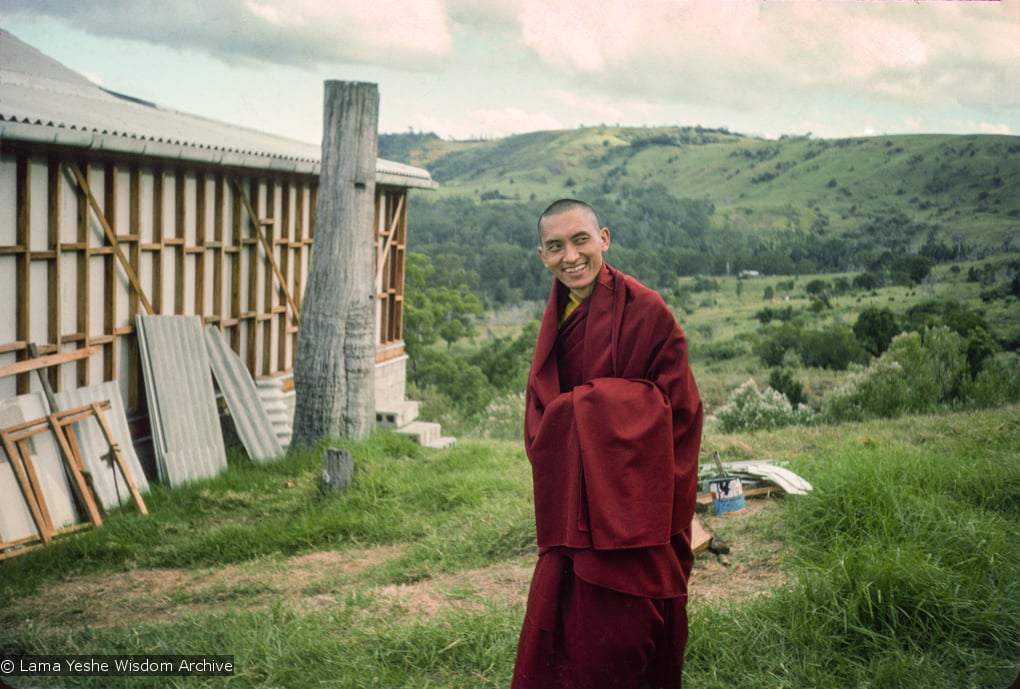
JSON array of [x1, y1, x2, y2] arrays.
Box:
[[0, 348, 148, 560], [0, 316, 294, 559]]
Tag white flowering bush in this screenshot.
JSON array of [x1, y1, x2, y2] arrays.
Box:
[[472, 391, 527, 440], [715, 378, 815, 433]]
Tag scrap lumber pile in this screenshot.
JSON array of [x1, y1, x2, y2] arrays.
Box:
[[0, 348, 148, 560], [1, 316, 285, 560], [691, 458, 813, 556]]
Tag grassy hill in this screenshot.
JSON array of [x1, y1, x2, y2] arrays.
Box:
[[383, 127, 1020, 253]]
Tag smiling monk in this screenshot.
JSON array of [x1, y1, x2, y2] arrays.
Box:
[[511, 199, 704, 689]]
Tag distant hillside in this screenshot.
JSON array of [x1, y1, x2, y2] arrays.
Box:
[[380, 126, 1020, 303]]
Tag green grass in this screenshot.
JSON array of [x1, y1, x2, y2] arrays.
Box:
[[2, 407, 1019, 688]]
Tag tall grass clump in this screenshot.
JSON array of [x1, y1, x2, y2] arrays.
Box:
[[685, 410, 1020, 688]]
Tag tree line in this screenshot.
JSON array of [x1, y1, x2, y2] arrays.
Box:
[[406, 184, 980, 308]]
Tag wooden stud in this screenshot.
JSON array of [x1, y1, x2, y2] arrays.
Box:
[[127, 165, 143, 412], [1, 430, 52, 544], [174, 168, 186, 314], [47, 156, 63, 392], [195, 171, 208, 320], [230, 187, 242, 353], [261, 181, 275, 376], [103, 164, 118, 383], [151, 167, 165, 314], [15, 154, 31, 394]]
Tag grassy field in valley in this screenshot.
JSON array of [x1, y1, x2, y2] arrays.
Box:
[[1, 404, 1018, 688]]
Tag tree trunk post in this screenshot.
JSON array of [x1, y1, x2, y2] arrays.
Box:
[[291, 81, 378, 448], [321, 448, 354, 494]]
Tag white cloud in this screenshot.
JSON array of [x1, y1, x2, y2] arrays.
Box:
[[5, 0, 1018, 139], [4, 0, 455, 69]]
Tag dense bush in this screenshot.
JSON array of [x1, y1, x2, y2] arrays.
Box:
[[821, 326, 985, 423], [714, 378, 815, 433], [853, 306, 901, 356], [768, 368, 807, 407], [756, 323, 866, 371], [967, 352, 1020, 408]]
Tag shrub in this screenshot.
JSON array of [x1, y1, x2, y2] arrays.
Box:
[[921, 326, 970, 404], [472, 391, 527, 440], [822, 358, 914, 423], [799, 326, 867, 370], [853, 306, 901, 356], [768, 368, 807, 407], [966, 352, 1020, 408], [715, 379, 815, 433], [821, 327, 974, 423]]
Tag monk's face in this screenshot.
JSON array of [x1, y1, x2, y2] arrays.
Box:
[[537, 207, 610, 300]]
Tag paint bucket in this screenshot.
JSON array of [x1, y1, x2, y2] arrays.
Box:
[[707, 477, 746, 516]]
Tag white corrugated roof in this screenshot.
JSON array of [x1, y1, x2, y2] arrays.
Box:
[[0, 30, 437, 189]]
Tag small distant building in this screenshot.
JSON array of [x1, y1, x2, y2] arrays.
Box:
[[0, 30, 446, 458], [739, 270, 761, 279]]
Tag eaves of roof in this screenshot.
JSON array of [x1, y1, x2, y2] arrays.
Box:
[[0, 30, 437, 190]]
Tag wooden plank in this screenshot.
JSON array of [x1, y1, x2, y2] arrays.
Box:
[[697, 484, 780, 505], [45, 409, 103, 528], [151, 168, 165, 314], [15, 155, 31, 395], [691, 514, 713, 553], [174, 169, 186, 314], [69, 163, 155, 315], [1, 430, 52, 544], [89, 401, 148, 515], [47, 157, 63, 393], [195, 171, 208, 319], [15, 438, 56, 539], [0, 346, 101, 379]]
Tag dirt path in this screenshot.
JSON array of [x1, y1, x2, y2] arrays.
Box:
[[8, 499, 786, 634]]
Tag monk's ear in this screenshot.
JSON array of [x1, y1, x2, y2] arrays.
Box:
[[600, 227, 610, 250]]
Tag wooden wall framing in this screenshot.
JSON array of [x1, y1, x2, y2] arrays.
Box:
[[375, 187, 407, 360], [1, 141, 412, 434]]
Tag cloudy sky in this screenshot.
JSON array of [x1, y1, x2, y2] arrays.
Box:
[[3, 0, 1019, 144]]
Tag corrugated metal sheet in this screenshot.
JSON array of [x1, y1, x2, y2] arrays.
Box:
[[52, 381, 151, 510], [205, 325, 284, 463], [0, 393, 80, 541], [136, 315, 227, 487], [0, 29, 438, 189]]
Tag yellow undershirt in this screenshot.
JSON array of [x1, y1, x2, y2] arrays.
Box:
[[560, 291, 582, 326]]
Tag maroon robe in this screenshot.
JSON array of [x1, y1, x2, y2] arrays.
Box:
[[512, 263, 703, 689]]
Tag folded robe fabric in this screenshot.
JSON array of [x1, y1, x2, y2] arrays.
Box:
[[524, 263, 703, 595], [530, 377, 675, 549]]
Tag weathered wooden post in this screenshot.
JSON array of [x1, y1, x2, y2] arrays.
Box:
[[291, 81, 378, 448], [321, 448, 354, 494]]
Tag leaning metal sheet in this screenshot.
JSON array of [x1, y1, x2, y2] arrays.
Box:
[[136, 314, 227, 486], [205, 325, 284, 463], [0, 393, 80, 539], [52, 381, 151, 509]]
